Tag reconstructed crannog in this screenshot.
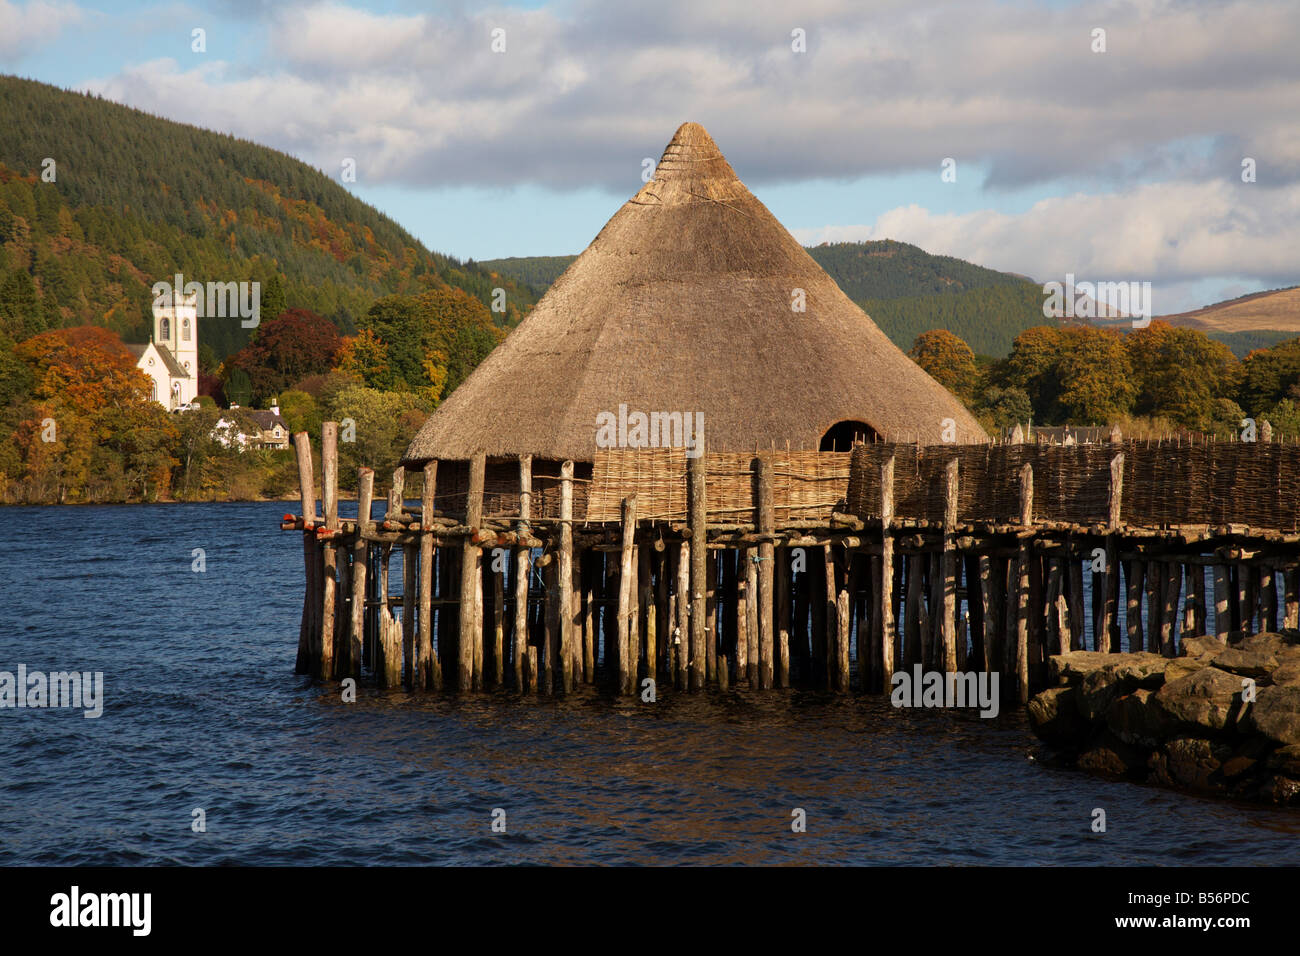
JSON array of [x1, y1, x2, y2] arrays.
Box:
[[402, 121, 986, 468], [288, 128, 1300, 715]]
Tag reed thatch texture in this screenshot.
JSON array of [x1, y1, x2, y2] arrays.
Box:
[[403, 122, 987, 467]]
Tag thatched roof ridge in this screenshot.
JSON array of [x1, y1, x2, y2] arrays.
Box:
[[403, 122, 987, 465]]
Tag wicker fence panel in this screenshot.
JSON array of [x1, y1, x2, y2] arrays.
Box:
[[848, 440, 1300, 531], [585, 449, 850, 524]]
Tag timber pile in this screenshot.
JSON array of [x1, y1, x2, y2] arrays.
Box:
[[285, 423, 1300, 706]]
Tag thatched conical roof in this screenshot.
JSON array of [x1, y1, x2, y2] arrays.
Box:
[[403, 122, 987, 465]]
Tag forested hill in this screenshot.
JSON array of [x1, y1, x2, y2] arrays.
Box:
[[0, 75, 537, 358], [483, 240, 1048, 356]]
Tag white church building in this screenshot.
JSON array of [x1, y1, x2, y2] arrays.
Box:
[[127, 291, 199, 410]]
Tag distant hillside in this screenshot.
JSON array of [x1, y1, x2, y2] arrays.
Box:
[[477, 255, 577, 298], [804, 239, 1031, 300], [484, 239, 1047, 356], [1159, 286, 1300, 356], [0, 76, 537, 358]]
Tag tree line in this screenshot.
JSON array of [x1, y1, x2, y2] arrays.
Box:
[[0, 284, 502, 504], [909, 322, 1300, 438]]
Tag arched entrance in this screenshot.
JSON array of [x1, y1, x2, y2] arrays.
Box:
[[819, 420, 878, 452]]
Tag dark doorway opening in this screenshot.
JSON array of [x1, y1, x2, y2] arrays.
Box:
[[819, 420, 878, 451]]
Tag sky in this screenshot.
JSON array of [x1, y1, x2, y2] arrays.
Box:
[[2, 0, 1298, 314]]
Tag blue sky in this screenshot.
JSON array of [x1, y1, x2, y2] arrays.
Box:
[[2, 0, 1298, 313]]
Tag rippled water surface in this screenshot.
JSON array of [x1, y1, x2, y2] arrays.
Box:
[[1, 502, 1298, 866]]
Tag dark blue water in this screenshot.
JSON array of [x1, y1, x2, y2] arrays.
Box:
[[1, 502, 1297, 865]]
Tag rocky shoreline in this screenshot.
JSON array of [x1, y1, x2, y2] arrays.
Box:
[[1028, 632, 1300, 805]]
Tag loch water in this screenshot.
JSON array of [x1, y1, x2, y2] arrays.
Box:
[[1, 502, 1297, 866]]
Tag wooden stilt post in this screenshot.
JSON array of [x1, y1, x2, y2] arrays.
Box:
[[1145, 560, 1163, 653], [676, 542, 690, 690], [1047, 558, 1066, 655], [1213, 564, 1230, 638], [458, 453, 485, 692], [855, 552, 871, 691], [542, 557, 557, 695], [705, 553, 717, 685], [736, 553, 750, 683], [1015, 461, 1033, 703], [836, 585, 851, 692], [1186, 563, 1202, 636], [642, 547, 656, 690], [905, 554, 924, 671], [746, 548, 760, 689], [418, 460, 439, 691], [964, 552, 985, 672], [879, 456, 896, 693], [585, 550, 598, 683], [1239, 564, 1257, 635], [1285, 566, 1300, 630], [655, 546, 669, 681], [1260, 564, 1278, 633], [813, 555, 829, 681], [688, 436, 707, 691], [476, 557, 486, 690], [292, 432, 318, 676], [514, 455, 532, 692], [1067, 555, 1085, 651], [492, 558, 505, 688], [1098, 452, 1123, 652], [980, 554, 1002, 678], [629, 541, 642, 691], [822, 545, 837, 691], [777, 545, 791, 688], [722, 551, 737, 680], [350, 467, 374, 681], [617, 496, 638, 695], [717, 556, 728, 691], [401, 533, 417, 686], [941, 457, 959, 673], [1160, 562, 1181, 656], [558, 460, 575, 694], [793, 555, 811, 683], [836, 554, 853, 691], [1191, 564, 1207, 636], [756, 456, 775, 690], [320, 421, 340, 681], [1125, 561, 1146, 652], [376, 544, 395, 686]]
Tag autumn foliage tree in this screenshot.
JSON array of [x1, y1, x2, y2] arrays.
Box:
[[1124, 321, 1239, 430], [9, 325, 177, 500], [222, 308, 343, 404], [909, 329, 980, 403], [357, 286, 502, 404]]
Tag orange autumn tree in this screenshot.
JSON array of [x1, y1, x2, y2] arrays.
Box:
[[12, 326, 178, 501]]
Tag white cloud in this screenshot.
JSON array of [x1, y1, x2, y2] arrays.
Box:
[[0, 0, 84, 59], [790, 179, 1300, 309], [77, 0, 1300, 191]]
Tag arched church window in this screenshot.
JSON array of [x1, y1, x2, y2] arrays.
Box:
[[160, 317, 171, 340], [182, 318, 191, 341]]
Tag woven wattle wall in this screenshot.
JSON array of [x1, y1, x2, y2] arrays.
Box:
[[846, 440, 1300, 531], [585, 449, 851, 524]]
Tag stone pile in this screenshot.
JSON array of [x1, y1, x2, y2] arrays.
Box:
[[1028, 632, 1300, 804]]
